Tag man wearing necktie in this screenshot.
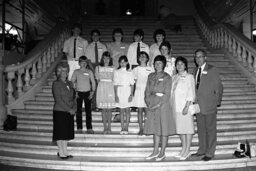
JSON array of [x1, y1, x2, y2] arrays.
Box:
[[63, 23, 88, 80], [127, 29, 149, 69], [191, 49, 223, 161]]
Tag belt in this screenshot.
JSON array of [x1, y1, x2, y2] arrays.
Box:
[[155, 93, 164, 97], [100, 79, 112, 82]]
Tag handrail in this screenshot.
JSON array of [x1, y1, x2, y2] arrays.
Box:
[[4, 21, 70, 109], [194, 0, 256, 82]]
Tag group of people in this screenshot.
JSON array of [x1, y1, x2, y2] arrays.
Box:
[[51, 23, 223, 162]]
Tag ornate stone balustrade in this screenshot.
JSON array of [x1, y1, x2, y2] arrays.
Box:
[[195, 15, 256, 75], [4, 23, 70, 112]]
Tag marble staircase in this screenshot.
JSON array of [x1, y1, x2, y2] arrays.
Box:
[[0, 16, 256, 170]]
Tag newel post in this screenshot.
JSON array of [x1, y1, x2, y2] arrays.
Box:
[[0, 51, 7, 128]]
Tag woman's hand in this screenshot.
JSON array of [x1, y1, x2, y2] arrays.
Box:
[[115, 95, 119, 103], [69, 109, 76, 115], [128, 94, 133, 102], [150, 104, 160, 111], [182, 105, 189, 115], [89, 91, 94, 100]]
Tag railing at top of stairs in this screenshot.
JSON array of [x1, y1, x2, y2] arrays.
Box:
[[4, 22, 70, 114], [194, 0, 256, 84]]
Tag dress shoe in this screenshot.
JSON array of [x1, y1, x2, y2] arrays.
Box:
[[179, 152, 191, 160], [191, 153, 205, 157], [67, 155, 73, 158], [202, 156, 212, 161], [87, 129, 94, 134], [145, 153, 160, 160], [155, 154, 166, 161]]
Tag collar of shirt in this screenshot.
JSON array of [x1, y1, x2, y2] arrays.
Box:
[[200, 62, 206, 71]]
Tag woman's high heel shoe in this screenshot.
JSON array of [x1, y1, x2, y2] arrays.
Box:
[[179, 152, 191, 160], [145, 153, 160, 160], [57, 153, 69, 160], [155, 154, 166, 161]]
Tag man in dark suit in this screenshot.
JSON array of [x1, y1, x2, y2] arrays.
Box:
[[191, 49, 223, 161]]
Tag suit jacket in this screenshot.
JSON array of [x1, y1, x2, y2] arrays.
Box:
[[52, 80, 77, 112], [194, 63, 223, 115]]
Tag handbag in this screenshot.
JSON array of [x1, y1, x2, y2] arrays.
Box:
[[3, 115, 17, 131], [188, 103, 200, 115]]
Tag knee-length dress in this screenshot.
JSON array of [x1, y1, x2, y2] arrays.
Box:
[[171, 72, 196, 134], [132, 66, 153, 108], [144, 71, 176, 136], [95, 66, 116, 109], [114, 68, 135, 108]]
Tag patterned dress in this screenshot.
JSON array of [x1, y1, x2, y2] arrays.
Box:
[[165, 57, 176, 77], [132, 66, 153, 107], [95, 66, 116, 109], [107, 42, 129, 68], [144, 71, 176, 136]]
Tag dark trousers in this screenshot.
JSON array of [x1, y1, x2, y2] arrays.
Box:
[[76, 91, 92, 130], [196, 113, 217, 158]]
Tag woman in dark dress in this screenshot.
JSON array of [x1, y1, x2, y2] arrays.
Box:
[[52, 62, 76, 159], [144, 55, 175, 161]]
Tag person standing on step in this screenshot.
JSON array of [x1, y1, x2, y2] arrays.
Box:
[[191, 49, 223, 161], [127, 29, 149, 69], [132, 52, 153, 135], [149, 29, 166, 66], [52, 62, 76, 159], [160, 41, 176, 77], [85, 29, 107, 111], [63, 23, 88, 80], [171, 56, 196, 160], [95, 51, 116, 134], [71, 56, 96, 134], [144, 55, 175, 161], [106, 28, 129, 68], [114, 56, 135, 135]]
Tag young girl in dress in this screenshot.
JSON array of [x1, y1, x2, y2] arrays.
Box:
[[95, 52, 116, 134], [132, 52, 153, 135], [114, 56, 135, 134]]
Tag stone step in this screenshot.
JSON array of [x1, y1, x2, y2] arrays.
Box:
[[0, 151, 254, 171], [0, 141, 243, 157]]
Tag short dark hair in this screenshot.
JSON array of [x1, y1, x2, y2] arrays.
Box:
[[134, 29, 144, 37], [175, 56, 188, 72], [99, 51, 113, 66], [112, 28, 124, 41], [72, 23, 82, 31], [78, 56, 88, 63], [137, 51, 149, 65], [159, 41, 172, 54], [91, 29, 101, 36], [154, 55, 167, 70], [118, 55, 130, 70], [195, 49, 207, 56], [153, 29, 166, 42]]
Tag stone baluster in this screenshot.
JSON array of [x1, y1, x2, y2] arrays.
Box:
[[224, 32, 228, 49], [55, 40, 59, 57], [232, 38, 237, 57], [236, 43, 242, 61], [253, 56, 256, 74], [37, 57, 42, 78], [17, 69, 24, 98], [228, 35, 232, 52], [42, 51, 47, 72], [247, 52, 254, 72], [51, 43, 55, 62], [23, 65, 31, 92], [30, 62, 37, 85], [46, 47, 51, 67], [220, 29, 224, 48], [241, 47, 247, 66], [6, 71, 15, 104]]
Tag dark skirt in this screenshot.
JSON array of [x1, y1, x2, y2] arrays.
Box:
[[52, 110, 74, 141]]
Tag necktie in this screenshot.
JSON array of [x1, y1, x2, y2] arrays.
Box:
[[73, 38, 77, 59], [95, 42, 98, 64], [196, 67, 201, 89], [137, 42, 140, 61]]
